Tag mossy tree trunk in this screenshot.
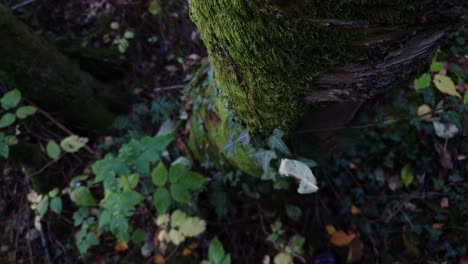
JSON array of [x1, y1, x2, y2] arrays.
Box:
[[189, 0, 465, 133], [0, 4, 128, 132]]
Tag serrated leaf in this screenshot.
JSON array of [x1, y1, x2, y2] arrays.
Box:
[[46, 140, 61, 160], [179, 216, 206, 237], [70, 187, 97, 207], [430, 62, 444, 72], [1, 89, 21, 110], [182, 172, 206, 191], [16, 106, 37, 119], [152, 162, 168, 187], [169, 163, 188, 184], [60, 135, 88, 153], [433, 74, 461, 98], [153, 187, 171, 214], [170, 183, 190, 203], [401, 164, 414, 188], [208, 238, 227, 263], [267, 129, 291, 155], [0, 113, 16, 128], [414, 73, 431, 90], [279, 159, 319, 194]]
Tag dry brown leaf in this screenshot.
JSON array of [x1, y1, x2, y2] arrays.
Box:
[[154, 228, 161, 248], [350, 206, 362, 215], [154, 254, 165, 264], [432, 223, 445, 229], [326, 225, 337, 235], [346, 238, 364, 264], [330, 231, 356, 247], [114, 241, 128, 252]]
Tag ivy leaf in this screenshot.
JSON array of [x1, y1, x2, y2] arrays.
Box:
[[16, 106, 37, 119], [401, 164, 414, 188], [50, 197, 62, 214], [153, 187, 171, 214], [156, 119, 175, 136], [267, 129, 291, 155], [0, 113, 16, 128], [414, 73, 431, 90], [0, 89, 21, 110], [170, 183, 190, 203], [279, 159, 319, 194], [433, 74, 461, 98], [255, 149, 277, 178], [46, 140, 61, 160], [70, 187, 97, 207], [182, 172, 206, 191], [221, 129, 250, 156], [60, 135, 88, 153], [152, 162, 168, 187]]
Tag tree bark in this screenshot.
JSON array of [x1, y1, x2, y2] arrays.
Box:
[[0, 4, 128, 132], [189, 0, 465, 133]]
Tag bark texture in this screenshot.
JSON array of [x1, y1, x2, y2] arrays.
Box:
[[0, 4, 127, 131], [189, 0, 465, 133]]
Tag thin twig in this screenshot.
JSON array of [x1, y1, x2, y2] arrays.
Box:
[[10, 0, 36, 10], [153, 84, 186, 93]]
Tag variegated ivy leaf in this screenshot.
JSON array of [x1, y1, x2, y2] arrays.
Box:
[[279, 159, 319, 194], [433, 121, 459, 139], [267, 129, 291, 155]]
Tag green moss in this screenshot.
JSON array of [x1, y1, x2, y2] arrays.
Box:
[[185, 64, 261, 177], [188, 0, 430, 132]]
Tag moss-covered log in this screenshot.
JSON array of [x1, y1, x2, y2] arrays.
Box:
[[189, 0, 465, 133], [0, 4, 128, 131]]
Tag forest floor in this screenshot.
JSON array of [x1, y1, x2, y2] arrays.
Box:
[[0, 1, 467, 264]]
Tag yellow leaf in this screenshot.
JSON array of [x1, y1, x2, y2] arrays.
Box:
[[433, 74, 461, 98], [326, 225, 337, 235], [351, 205, 362, 215], [417, 104, 433, 122], [330, 231, 356, 247], [114, 241, 128, 252]]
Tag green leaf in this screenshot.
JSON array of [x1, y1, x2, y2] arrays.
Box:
[[0, 113, 16, 128], [148, 0, 161, 16], [152, 162, 168, 187], [401, 164, 414, 188], [169, 163, 188, 184], [170, 183, 190, 203], [60, 135, 88, 153], [279, 159, 319, 194], [0, 143, 9, 158], [208, 238, 226, 264], [37, 196, 49, 216], [127, 173, 140, 189], [153, 187, 171, 214], [464, 92, 468, 104], [131, 228, 147, 243], [70, 187, 97, 207], [46, 140, 61, 160], [170, 210, 186, 227], [182, 172, 206, 191], [50, 197, 62, 214], [430, 62, 444, 72], [16, 106, 37, 119], [255, 149, 277, 178], [168, 229, 185, 245], [48, 188, 60, 197], [0, 89, 21, 110], [267, 129, 291, 155], [414, 73, 431, 90], [433, 74, 461, 98], [179, 216, 206, 237]]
